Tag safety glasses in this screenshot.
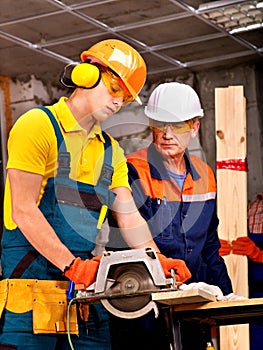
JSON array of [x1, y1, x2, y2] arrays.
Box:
[[100, 67, 133, 105], [149, 119, 195, 134]]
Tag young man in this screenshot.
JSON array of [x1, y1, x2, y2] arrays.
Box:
[[109, 82, 234, 350], [0, 42, 190, 350]]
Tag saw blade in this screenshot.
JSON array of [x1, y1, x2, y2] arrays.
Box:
[[102, 263, 159, 318], [101, 299, 158, 319]]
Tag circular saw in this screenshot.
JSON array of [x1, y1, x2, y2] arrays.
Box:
[[76, 247, 177, 319]]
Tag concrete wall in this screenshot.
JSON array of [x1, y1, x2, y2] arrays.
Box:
[[9, 75, 65, 123], [4, 63, 263, 202]]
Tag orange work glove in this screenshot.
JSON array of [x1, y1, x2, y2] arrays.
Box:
[[157, 253, 192, 283], [64, 256, 101, 288], [219, 239, 231, 256], [232, 237, 263, 263]]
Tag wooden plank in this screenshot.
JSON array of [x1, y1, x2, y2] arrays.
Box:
[[215, 86, 249, 350], [170, 298, 263, 327], [171, 297, 263, 312], [152, 288, 217, 305]]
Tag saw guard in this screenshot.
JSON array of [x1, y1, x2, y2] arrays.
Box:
[[76, 247, 176, 319], [94, 247, 168, 294]]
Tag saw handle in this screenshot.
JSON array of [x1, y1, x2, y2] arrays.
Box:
[[170, 269, 178, 289], [64, 256, 101, 288], [157, 253, 191, 283]]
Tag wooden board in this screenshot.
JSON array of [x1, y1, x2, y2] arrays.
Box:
[[154, 292, 263, 326], [215, 86, 249, 350], [171, 297, 263, 312], [152, 288, 217, 305], [171, 297, 263, 326]]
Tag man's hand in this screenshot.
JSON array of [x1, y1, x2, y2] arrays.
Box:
[[232, 237, 263, 263], [157, 253, 191, 282], [64, 256, 101, 288], [219, 239, 231, 256]]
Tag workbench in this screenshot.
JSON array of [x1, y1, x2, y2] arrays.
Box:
[[152, 289, 263, 326]]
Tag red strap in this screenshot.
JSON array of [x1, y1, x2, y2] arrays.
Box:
[[216, 158, 248, 172]]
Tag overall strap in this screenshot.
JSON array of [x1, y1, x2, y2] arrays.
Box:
[[37, 106, 70, 177], [99, 131, 113, 189], [10, 250, 40, 278], [37, 106, 65, 150]]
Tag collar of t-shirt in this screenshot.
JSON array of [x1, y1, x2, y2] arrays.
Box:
[[166, 169, 187, 190]]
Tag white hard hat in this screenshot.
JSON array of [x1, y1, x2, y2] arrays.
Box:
[[144, 82, 204, 122]]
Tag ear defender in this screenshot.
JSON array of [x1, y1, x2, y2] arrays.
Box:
[[60, 62, 101, 89], [71, 63, 101, 88]]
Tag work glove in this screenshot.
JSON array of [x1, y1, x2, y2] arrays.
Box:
[[219, 239, 231, 256], [157, 253, 191, 283], [179, 282, 224, 301], [223, 293, 247, 301], [64, 256, 101, 288], [232, 236, 263, 263]]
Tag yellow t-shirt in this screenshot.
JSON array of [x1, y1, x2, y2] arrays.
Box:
[[4, 97, 129, 229]]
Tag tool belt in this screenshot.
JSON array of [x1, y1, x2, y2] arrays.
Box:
[[0, 279, 79, 335]]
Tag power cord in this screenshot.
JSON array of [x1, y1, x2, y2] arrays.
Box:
[[67, 298, 76, 350]]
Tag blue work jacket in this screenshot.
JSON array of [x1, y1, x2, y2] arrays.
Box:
[[126, 143, 233, 295]]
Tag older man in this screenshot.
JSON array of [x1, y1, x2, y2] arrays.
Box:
[[109, 82, 233, 350]]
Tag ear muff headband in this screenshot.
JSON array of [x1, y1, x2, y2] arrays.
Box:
[[60, 62, 101, 89]]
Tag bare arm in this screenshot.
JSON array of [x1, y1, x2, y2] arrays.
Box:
[[110, 187, 192, 283], [111, 186, 160, 252], [8, 168, 75, 271]]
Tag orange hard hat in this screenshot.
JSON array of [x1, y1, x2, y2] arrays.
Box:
[[81, 39, 147, 104]]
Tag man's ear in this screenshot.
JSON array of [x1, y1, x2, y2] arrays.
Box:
[[190, 121, 200, 138]]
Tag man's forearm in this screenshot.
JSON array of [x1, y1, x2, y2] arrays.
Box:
[[14, 207, 75, 271], [113, 210, 160, 252]]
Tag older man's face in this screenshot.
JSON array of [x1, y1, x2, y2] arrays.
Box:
[[151, 120, 200, 160]]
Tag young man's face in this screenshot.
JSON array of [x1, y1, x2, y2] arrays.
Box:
[[88, 79, 124, 122], [81, 70, 133, 123]]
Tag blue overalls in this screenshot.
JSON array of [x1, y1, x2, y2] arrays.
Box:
[[0, 106, 116, 349]]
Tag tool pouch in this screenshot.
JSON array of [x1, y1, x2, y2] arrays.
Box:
[[32, 280, 78, 334], [0, 279, 79, 335], [0, 279, 35, 318]]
